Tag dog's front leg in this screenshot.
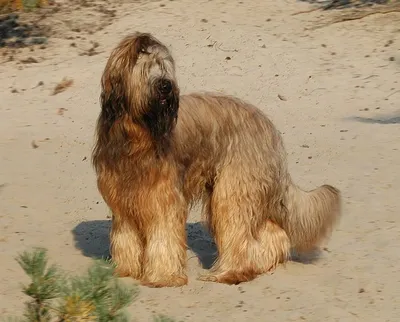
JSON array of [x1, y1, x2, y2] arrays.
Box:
[[110, 212, 144, 280], [140, 175, 188, 288]]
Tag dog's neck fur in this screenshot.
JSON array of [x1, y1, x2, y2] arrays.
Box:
[[111, 110, 177, 161]]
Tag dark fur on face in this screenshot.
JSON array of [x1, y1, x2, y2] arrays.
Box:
[[93, 32, 180, 169], [144, 78, 180, 141]]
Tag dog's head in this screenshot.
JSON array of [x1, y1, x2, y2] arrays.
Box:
[[100, 32, 180, 139]]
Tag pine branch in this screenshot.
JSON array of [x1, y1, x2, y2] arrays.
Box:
[[15, 248, 62, 322], [6, 248, 178, 322], [57, 259, 137, 321]]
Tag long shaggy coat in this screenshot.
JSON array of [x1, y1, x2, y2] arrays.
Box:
[[92, 32, 341, 287]]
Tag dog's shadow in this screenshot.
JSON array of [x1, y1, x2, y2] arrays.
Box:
[[72, 220, 218, 269], [71, 220, 321, 268]]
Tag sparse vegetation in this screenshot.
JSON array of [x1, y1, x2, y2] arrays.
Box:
[[0, 0, 47, 13], [5, 248, 177, 322]]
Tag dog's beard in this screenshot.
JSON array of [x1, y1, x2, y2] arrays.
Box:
[[142, 90, 179, 141], [159, 92, 169, 108]]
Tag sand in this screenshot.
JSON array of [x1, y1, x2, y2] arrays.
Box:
[[1, 0, 400, 321]]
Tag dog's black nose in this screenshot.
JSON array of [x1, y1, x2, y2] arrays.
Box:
[[158, 79, 172, 94]]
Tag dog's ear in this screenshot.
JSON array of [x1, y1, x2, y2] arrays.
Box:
[[98, 34, 142, 133], [99, 64, 127, 134]]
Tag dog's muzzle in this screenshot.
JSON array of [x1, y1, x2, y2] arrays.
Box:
[[157, 79, 173, 95]]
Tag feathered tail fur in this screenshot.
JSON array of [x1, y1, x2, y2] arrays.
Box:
[[283, 182, 341, 251]]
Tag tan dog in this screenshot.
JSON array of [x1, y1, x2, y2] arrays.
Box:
[[92, 32, 341, 288]]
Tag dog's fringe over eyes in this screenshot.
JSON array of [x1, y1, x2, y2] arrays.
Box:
[[91, 31, 342, 288]]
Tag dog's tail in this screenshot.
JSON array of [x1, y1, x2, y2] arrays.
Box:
[[282, 182, 341, 251]]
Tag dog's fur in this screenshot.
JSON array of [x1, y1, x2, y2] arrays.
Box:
[[92, 32, 341, 287]]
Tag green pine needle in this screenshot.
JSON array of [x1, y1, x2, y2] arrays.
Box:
[[16, 248, 61, 302]]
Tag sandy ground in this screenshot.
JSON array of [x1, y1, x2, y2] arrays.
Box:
[[1, 0, 400, 321]]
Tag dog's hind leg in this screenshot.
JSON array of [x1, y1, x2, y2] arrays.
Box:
[[258, 219, 290, 273], [198, 170, 290, 285]]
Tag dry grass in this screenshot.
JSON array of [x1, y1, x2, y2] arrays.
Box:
[[52, 77, 74, 96]]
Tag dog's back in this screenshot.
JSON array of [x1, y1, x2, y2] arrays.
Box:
[[176, 92, 287, 167]]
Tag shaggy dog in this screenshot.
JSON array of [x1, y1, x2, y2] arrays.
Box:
[[92, 32, 341, 288]]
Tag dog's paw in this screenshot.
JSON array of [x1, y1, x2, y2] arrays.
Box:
[[141, 275, 188, 288], [197, 274, 218, 282], [197, 272, 240, 285], [197, 270, 258, 285], [114, 266, 141, 280]]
